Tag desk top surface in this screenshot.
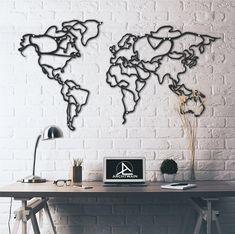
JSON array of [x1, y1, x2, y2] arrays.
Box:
[[1, 181, 235, 198]]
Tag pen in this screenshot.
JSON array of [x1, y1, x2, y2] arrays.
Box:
[[171, 183, 188, 186]]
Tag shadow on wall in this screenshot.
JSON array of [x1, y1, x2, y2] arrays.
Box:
[[47, 195, 197, 234]]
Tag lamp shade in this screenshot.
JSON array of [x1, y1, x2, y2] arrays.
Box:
[[42, 126, 63, 140]]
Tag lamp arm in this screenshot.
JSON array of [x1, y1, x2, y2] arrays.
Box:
[[32, 134, 42, 176]]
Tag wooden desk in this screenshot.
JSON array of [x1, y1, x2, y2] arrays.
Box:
[[1, 181, 235, 234], [1, 180, 235, 198]]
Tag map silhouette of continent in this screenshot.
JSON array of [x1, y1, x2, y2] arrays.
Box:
[[106, 26, 219, 124], [19, 19, 102, 130]]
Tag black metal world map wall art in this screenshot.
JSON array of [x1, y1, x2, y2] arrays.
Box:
[[106, 26, 219, 124], [19, 19, 102, 131]]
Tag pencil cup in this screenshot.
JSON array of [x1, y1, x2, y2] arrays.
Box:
[[73, 166, 82, 183]]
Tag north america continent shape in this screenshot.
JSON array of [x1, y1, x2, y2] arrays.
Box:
[[19, 19, 102, 131], [106, 26, 219, 124]]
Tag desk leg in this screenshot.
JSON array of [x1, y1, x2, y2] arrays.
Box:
[[44, 202, 57, 234], [207, 200, 212, 234], [215, 214, 222, 234], [12, 220, 20, 234], [22, 201, 27, 234], [194, 214, 203, 234], [30, 213, 40, 234]]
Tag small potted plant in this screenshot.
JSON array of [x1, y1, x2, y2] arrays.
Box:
[[160, 159, 178, 182]]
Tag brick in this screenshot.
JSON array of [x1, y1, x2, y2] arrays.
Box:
[[127, 150, 155, 160], [70, 128, 99, 138], [0, 139, 27, 149], [155, 215, 181, 225], [85, 139, 112, 149], [113, 139, 141, 149], [127, 0, 154, 11], [71, 0, 98, 11], [35, 160, 55, 172], [141, 11, 168, 21], [195, 11, 214, 23], [15, 0, 43, 10], [97, 197, 125, 204], [226, 118, 235, 127], [142, 205, 170, 215], [0, 160, 26, 171], [68, 197, 96, 205], [214, 106, 235, 117], [225, 161, 235, 170], [197, 128, 212, 138], [98, 215, 125, 225], [100, 128, 126, 138], [0, 150, 13, 159], [70, 149, 97, 160], [68, 215, 96, 225], [196, 171, 230, 180], [113, 226, 140, 234], [169, 11, 196, 24], [0, 129, 13, 138], [168, 139, 187, 150], [156, 128, 183, 138], [193, 150, 211, 160], [126, 215, 154, 225], [84, 225, 111, 234], [142, 139, 169, 149], [146, 160, 161, 171], [198, 117, 226, 127], [97, 150, 126, 159], [112, 11, 140, 23], [168, 117, 182, 127], [226, 139, 235, 149], [183, 0, 211, 11], [0, 172, 12, 181], [113, 205, 140, 215], [43, 0, 70, 10], [56, 139, 84, 150], [112, 117, 141, 127], [84, 160, 102, 171], [197, 161, 224, 170], [128, 128, 155, 138], [84, 205, 112, 215], [213, 128, 235, 138], [141, 117, 168, 127], [156, 0, 183, 11], [156, 150, 183, 160], [84, 118, 112, 127], [100, 0, 127, 11], [56, 225, 84, 234], [212, 150, 234, 160], [142, 225, 167, 234], [0, 0, 14, 10], [198, 139, 224, 149]]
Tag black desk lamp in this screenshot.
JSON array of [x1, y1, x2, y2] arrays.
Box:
[[22, 125, 63, 183]]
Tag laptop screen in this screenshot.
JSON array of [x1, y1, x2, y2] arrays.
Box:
[[103, 157, 146, 183]]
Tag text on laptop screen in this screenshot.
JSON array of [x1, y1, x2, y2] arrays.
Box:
[[106, 159, 143, 180]]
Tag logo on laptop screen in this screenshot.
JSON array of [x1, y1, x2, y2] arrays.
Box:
[[112, 161, 138, 179]]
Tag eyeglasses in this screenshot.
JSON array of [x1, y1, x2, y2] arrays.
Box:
[[53, 179, 71, 187]]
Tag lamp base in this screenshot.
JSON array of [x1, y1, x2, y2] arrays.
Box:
[[22, 175, 46, 183]]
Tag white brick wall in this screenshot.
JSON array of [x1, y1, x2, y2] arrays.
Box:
[[0, 0, 234, 233]]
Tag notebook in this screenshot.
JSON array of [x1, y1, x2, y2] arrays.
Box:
[[161, 182, 196, 190], [103, 157, 147, 186]]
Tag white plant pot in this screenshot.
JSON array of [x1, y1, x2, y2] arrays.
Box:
[[163, 174, 176, 183]]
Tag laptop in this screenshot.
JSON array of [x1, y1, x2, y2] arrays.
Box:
[[103, 157, 147, 186]]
